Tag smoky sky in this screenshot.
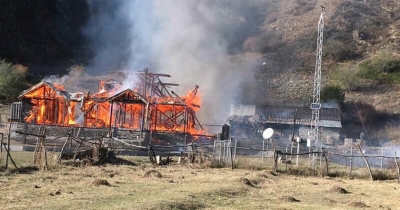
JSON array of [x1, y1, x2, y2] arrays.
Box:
[[83, 0, 271, 124]]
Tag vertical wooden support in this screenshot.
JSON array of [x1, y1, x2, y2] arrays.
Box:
[[349, 146, 353, 175], [73, 128, 83, 162], [2, 143, 18, 170], [42, 129, 48, 170], [230, 139, 234, 170], [323, 149, 329, 175], [6, 120, 12, 168], [358, 144, 373, 181], [109, 102, 114, 137], [0, 133, 3, 165], [273, 148, 278, 172], [58, 134, 70, 163], [33, 127, 42, 165], [395, 151, 400, 181], [23, 123, 28, 144]]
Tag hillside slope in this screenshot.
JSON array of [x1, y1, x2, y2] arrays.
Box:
[[248, 0, 400, 142]]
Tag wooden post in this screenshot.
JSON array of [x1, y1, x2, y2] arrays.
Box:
[[290, 142, 293, 161], [6, 120, 12, 168], [358, 144, 373, 181], [23, 123, 27, 144], [58, 136, 70, 163], [381, 148, 384, 169], [395, 151, 400, 181], [262, 139, 264, 162], [349, 146, 353, 175], [285, 147, 288, 171], [273, 148, 278, 172], [33, 126, 43, 165], [2, 143, 18, 170], [323, 150, 329, 175], [0, 133, 3, 165], [212, 140, 216, 160], [73, 137, 84, 162], [230, 141, 234, 170], [42, 129, 48, 170]]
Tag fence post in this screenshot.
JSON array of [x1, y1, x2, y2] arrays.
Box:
[[230, 141, 234, 170], [213, 140, 216, 160], [0, 133, 3, 166], [349, 146, 353, 175], [395, 151, 400, 181], [296, 141, 300, 166], [290, 142, 293, 161], [381, 148, 384, 169], [285, 147, 288, 161], [262, 139, 264, 162], [273, 148, 278, 172], [323, 149, 329, 175], [233, 139, 237, 160], [285, 147, 288, 171], [358, 144, 373, 181]]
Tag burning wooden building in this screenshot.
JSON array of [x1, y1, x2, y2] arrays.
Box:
[[11, 70, 208, 151]]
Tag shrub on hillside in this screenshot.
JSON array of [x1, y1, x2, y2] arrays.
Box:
[[323, 38, 361, 62], [357, 50, 400, 83], [0, 59, 29, 102], [320, 85, 345, 105], [328, 64, 361, 90]]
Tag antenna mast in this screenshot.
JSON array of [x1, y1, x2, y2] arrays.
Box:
[[310, 12, 324, 150]]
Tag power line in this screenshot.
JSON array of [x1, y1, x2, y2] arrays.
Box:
[[326, 30, 372, 146]]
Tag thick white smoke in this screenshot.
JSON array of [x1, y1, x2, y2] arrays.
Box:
[[84, 0, 268, 127]]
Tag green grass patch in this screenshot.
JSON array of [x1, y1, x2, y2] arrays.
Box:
[[357, 50, 400, 83]]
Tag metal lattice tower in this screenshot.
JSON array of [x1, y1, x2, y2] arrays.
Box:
[[310, 13, 324, 150]]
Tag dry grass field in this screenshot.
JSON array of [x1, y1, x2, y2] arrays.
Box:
[[0, 152, 399, 210]]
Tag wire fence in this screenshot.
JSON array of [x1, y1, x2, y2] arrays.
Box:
[[1, 130, 400, 181], [210, 139, 400, 179]]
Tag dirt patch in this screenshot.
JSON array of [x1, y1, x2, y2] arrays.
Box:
[[210, 187, 248, 198], [143, 170, 162, 178], [329, 185, 349, 194], [258, 170, 277, 179], [153, 200, 205, 210], [239, 177, 256, 187], [347, 201, 370, 208], [279, 196, 300, 202], [91, 179, 111, 186], [1, 166, 39, 175]]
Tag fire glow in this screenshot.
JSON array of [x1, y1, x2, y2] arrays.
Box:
[[19, 71, 205, 135]]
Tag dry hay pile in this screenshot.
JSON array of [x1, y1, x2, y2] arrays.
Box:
[[329, 185, 349, 194], [143, 170, 162, 178], [279, 196, 300, 202], [91, 179, 111, 186]]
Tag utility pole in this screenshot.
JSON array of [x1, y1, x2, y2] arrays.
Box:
[[310, 12, 324, 162]]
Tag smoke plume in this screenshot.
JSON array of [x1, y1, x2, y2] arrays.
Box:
[[83, 0, 270, 126]]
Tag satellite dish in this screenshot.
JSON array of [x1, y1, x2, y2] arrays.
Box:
[[262, 128, 274, 139]]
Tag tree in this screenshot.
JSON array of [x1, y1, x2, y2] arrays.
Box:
[[320, 85, 345, 105], [0, 59, 29, 103]]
